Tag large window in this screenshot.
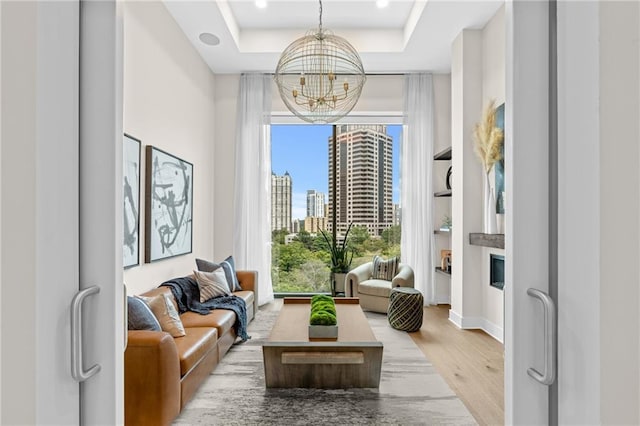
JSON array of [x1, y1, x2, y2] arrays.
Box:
[[271, 124, 402, 294]]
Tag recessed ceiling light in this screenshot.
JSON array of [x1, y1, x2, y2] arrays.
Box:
[[199, 32, 220, 46], [255, 0, 267, 9], [376, 0, 389, 8]]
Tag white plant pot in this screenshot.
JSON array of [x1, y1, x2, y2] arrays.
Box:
[[484, 176, 498, 234], [332, 272, 346, 296]]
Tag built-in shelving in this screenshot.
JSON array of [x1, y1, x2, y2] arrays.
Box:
[[435, 267, 451, 276], [433, 146, 452, 161], [434, 190, 452, 197], [469, 233, 505, 249]]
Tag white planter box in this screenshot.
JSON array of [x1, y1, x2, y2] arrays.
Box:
[[308, 324, 338, 340]]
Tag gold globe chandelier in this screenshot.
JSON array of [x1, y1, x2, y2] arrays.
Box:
[[274, 0, 366, 124]]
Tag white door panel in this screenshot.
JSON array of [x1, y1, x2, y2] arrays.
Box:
[[0, 0, 124, 423], [505, 0, 551, 423], [35, 1, 80, 424], [556, 1, 601, 423], [79, 0, 124, 424]]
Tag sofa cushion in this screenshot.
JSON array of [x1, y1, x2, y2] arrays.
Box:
[[193, 269, 231, 302], [233, 290, 255, 321], [127, 296, 161, 331], [174, 327, 218, 377], [196, 256, 242, 291], [180, 309, 236, 337], [139, 293, 186, 337], [233, 290, 254, 309], [372, 255, 399, 281], [358, 279, 394, 298]]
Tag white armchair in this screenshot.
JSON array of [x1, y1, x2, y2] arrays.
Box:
[[345, 261, 415, 313]]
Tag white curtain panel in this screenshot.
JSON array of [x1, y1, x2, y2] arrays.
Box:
[[401, 73, 436, 305], [233, 74, 274, 306]]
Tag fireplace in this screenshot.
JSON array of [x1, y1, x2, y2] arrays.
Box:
[[490, 254, 505, 290]]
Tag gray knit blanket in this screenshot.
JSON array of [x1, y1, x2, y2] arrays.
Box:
[[160, 276, 250, 342]]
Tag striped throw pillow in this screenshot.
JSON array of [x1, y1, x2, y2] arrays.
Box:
[[193, 269, 232, 302], [372, 255, 399, 281]]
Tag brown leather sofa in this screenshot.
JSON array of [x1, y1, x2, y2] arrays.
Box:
[[125, 270, 258, 426]]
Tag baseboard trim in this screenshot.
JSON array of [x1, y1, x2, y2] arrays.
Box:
[[447, 311, 503, 343], [448, 309, 463, 328], [479, 319, 503, 343]]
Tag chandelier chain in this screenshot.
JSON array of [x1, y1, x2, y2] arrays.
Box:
[[318, 0, 323, 34]]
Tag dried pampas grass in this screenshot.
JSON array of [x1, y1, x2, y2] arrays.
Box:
[[473, 99, 504, 174]]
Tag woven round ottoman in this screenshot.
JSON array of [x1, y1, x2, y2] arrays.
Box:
[[387, 287, 424, 332]]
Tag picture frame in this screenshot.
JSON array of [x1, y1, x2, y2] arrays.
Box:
[[145, 146, 193, 263], [123, 134, 141, 269]]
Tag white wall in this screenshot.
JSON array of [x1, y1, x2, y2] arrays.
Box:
[[599, 1, 639, 423], [450, 29, 484, 327], [481, 5, 506, 341], [483, 5, 506, 105], [432, 74, 453, 304], [449, 5, 506, 341], [213, 75, 405, 260], [212, 74, 239, 260], [122, 2, 216, 296]]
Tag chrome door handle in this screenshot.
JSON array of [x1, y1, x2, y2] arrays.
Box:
[[527, 288, 556, 385], [71, 286, 101, 382]]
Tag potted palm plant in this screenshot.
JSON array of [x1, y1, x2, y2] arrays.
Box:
[[320, 223, 353, 296]]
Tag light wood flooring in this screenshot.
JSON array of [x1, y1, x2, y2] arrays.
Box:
[[409, 304, 504, 426], [263, 299, 504, 425]]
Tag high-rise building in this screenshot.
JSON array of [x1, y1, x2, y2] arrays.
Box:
[[328, 125, 393, 236], [292, 218, 304, 234], [271, 172, 292, 232], [306, 190, 326, 218], [393, 204, 401, 226], [304, 216, 327, 234]]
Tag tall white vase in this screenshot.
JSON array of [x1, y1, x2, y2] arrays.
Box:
[[484, 176, 498, 234]]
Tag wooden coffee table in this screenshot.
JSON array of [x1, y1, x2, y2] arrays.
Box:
[[262, 297, 383, 388]]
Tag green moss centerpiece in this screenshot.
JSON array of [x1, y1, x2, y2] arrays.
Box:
[[309, 295, 338, 340]]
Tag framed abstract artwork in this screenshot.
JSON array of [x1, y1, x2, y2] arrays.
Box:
[[145, 146, 193, 262], [123, 134, 141, 268], [495, 103, 505, 214]]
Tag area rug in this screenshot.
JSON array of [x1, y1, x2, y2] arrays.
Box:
[[174, 306, 477, 425]]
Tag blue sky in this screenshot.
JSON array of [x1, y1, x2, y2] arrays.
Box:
[[271, 124, 401, 221]]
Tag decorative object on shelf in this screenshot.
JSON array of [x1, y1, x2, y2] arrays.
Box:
[[440, 215, 452, 231], [320, 222, 353, 296], [123, 134, 141, 269], [473, 99, 504, 234], [145, 146, 193, 262], [309, 294, 338, 340], [440, 249, 452, 273], [446, 166, 452, 190], [274, 0, 366, 124]]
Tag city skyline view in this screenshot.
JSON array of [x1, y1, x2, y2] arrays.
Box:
[[271, 124, 402, 222]]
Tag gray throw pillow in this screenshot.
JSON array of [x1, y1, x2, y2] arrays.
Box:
[[127, 296, 161, 331], [195, 256, 242, 291]]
